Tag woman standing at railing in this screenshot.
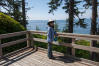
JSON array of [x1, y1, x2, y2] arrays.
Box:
[[47, 19, 58, 59]]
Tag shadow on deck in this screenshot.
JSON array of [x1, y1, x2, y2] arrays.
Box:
[[0, 31, 99, 66], [0, 47, 94, 66]]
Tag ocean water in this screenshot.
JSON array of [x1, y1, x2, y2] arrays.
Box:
[[26, 19, 99, 34]]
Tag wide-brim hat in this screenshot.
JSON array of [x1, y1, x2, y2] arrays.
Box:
[[48, 19, 54, 22], [48, 19, 54, 24], [47, 19, 54, 25]]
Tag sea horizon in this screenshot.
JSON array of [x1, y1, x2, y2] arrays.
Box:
[[27, 19, 99, 34]]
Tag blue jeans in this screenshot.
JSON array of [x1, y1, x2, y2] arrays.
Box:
[[48, 42, 53, 58]]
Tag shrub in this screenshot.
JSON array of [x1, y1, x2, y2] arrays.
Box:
[[0, 12, 26, 54], [0, 12, 25, 34]]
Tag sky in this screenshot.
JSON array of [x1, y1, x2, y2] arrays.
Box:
[[26, 0, 99, 20]]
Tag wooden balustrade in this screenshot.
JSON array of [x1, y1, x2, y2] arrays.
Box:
[[0, 40, 2, 57], [26, 31, 34, 48], [0, 31, 30, 58], [0, 30, 99, 64], [30, 30, 99, 41], [30, 30, 99, 56]]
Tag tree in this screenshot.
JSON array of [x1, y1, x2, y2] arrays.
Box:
[[54, 20, 59, 32], [36, 25, 40, 30], [0, 0, 23, 22], [84, 0, 99, 61], [0, 0, 6, 6], [97, 24, 99, 35], [48, 0, 86, 55], [22, 0, 27, 28], [0, 12, 25, 34], [0, 0, 27, 28], [91, 0, 98, 61], [13, 0, 22, 22]]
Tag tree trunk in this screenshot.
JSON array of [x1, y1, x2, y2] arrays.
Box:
[[90, 0, 98, 61], [13, 0, 20, 22], [22, 0, 27, 28], [66, 0, 74, 55], [13, 0, 16, 19]]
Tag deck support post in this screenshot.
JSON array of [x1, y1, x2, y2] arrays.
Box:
[[72, 38, 75, 56], [0, 40, 2, 58], [27, 31, 34, 48]]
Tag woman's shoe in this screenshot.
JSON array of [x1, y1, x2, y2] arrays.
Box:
[[48, 56, 55, 59]]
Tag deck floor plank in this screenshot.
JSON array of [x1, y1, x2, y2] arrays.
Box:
[[0, 48, 96, 66]]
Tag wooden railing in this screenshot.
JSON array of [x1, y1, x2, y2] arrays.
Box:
[[0, 31, 33, 58], [0, 30, 99, 64], [30, 30, 99, 55], [30, 30, 99, 65]]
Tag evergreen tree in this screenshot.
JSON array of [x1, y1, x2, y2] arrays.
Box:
[[84, 0, 99, 61], [48, 0, 87, 55], [22, 0, 27, 28], [91, 0, 98, 61], [0, 0, 27, 28], [36, 25, 40, 30], [54, 20, 59, 32]]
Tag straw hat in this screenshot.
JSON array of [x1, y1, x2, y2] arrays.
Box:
[[47, 19, 54, 25], [48, 19, 54, 22]]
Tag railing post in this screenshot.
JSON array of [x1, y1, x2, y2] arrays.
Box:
[[72, 38, 75, 56], [90, 40, 98, 60], [30, 31, 34, 48], [26, 31, 34, 48], [27, 31, 31, 47], [0, 40, 2, 58]]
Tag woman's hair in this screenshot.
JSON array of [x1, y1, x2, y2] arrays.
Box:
[[47, 22, 51, 26], [47, 21, 54, 28], [47, 21, 54, 25]]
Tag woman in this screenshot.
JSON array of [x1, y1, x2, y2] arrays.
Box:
[[47, 20, 58, 59]]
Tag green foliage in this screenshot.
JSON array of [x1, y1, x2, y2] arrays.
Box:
[[75, 49, 90, 59], [75, 19, 87, 28], [33, 34, 47, 39], [83, 0, 92, 9], [75, 40, 90, 46], [0, 12, 25, 34], [62, 19, 69, 32], [48, 0, 87, 29], [34, 41, 67, 53], [54, 20, 59, 32], [0, 0, 28, 27], [75, 40, 90, 59], [33, 34, 93, 60], [0, 12, 26, 54], [3, 42, 27, 55], [48, 0, 62, 13], [36, 25, 40, 30]]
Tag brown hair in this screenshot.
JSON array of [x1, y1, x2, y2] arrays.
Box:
[[47, 21, 54, 25], [47, 21, 54, 28]]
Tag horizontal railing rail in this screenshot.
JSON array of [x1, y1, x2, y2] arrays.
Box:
[[33, 38, 99, 53], [30, 30, 99, 41], [30, 30, 99, 53], [0, 30, 99, 65], [30, 30, 99, 65], [1, 38, 28, 48], [0, 31, 32, 58], [0, 31, 27, 39]]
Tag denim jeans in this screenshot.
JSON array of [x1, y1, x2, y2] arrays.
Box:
[[48, 42, 53, 58]]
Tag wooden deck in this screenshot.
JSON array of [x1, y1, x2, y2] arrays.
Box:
[[0, 31, 99, 66], [0, 48, 96, 66]]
